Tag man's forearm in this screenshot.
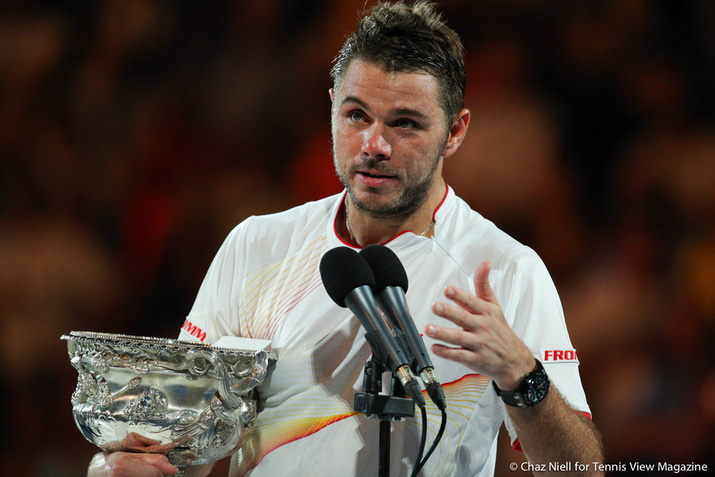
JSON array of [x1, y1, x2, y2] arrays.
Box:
[[508, 389, 604, 475]]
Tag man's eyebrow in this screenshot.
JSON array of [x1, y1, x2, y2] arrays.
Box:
[[392, 107, 429, 120], [340, 96, 429, 120], [341, 96, 370, 110]]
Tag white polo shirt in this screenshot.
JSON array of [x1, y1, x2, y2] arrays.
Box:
[[179, 186, 590, 476]]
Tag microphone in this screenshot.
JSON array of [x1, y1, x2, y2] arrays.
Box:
[[319, 246, 425, 408], [360, 245, 447, 411]]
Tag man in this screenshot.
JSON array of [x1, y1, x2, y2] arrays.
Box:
[[89, 1, 603, 476]]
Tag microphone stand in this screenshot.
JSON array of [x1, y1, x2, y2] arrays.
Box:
[[354, 351, 416, 477]]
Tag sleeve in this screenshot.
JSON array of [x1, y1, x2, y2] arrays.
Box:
[[491, 246, 591, 448], [178, 217, 254, 344]]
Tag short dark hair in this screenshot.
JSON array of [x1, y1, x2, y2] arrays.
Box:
[[330, 0, 466, 122]]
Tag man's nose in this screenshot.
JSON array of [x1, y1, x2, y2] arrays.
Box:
[[362, 123, 391, 160]]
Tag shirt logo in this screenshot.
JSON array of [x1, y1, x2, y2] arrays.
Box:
[[182, 319, 207, 342], [542, 349, 579, 363]]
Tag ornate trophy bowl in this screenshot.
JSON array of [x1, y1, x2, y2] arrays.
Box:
[[62, 331, 276, 474]]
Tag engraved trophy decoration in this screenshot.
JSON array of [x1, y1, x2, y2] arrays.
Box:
[[62, 331, 276, 476]]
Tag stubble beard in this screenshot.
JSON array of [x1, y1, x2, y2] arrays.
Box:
[[333, 151, 443, 221]]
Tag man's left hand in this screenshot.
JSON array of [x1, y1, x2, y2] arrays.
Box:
[[425, 262, 535, 391]]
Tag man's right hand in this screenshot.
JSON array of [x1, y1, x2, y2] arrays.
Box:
[[87, 452, 179, 477]]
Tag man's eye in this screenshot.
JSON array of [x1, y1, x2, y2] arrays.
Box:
[[395, 118, 418, 129], [348, 111, 366, 121]]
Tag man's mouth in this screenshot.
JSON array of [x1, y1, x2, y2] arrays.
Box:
[[355, 170, 397, 188], [358, 170, 394, 179]]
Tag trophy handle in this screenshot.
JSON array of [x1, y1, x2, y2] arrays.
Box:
[[184, 347, 244, 409], [184, 347, 269, 408], [231, 349, 270, 394]]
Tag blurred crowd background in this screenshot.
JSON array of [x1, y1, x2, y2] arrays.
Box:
[[1, 0, 714, 475]]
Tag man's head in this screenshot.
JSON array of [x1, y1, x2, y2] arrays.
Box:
[[329, 1, 470, 224], [330, 1, 466, 124]]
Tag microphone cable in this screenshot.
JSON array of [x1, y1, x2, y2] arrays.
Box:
[[410, 406, 447, 477], [413, 405, 428, 477]]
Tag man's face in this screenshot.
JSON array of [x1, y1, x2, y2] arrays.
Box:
[[330, 59, 452, 220]]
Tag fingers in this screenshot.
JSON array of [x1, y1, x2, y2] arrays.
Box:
[[433, 262, 502, 328], [101, 452, 179, 477], [440, 285, 486, 317], [430, 342, 477, 363], [126, 433, 173, 453], [142, 454, 180, 475], [129, 432, 162, 446], [474, 262, 496, 303], [435, 262, 496, 315], [431, 301, 478, 331], [426, 312, 478, 347], [426, 298, 486, 366], [105, 433, 176, 454]]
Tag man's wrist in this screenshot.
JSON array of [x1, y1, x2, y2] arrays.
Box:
[[493, 358, 550, 408], [493, 357, 538, 391]]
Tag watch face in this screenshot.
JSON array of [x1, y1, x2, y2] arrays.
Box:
[[524, 375, 549, 405]]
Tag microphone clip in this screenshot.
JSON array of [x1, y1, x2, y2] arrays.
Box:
[[353, 353, 416, 420]]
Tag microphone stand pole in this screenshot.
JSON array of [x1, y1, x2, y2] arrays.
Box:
[[354, 355, 416, 477]]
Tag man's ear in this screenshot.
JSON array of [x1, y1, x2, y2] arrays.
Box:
[[329, 88, 335, 102], [443, 108, 470, 159]]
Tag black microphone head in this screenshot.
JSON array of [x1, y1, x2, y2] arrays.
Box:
[[320, 247, 375, 308], [359, 245, 408, 293]]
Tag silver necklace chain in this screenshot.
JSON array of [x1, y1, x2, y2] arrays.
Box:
[[344, 198, 435, 243]]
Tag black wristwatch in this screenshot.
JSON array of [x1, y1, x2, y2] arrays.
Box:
[[492, 359, 550, 408]]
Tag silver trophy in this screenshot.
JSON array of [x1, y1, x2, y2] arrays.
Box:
[[62, 331, 276, 476]]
